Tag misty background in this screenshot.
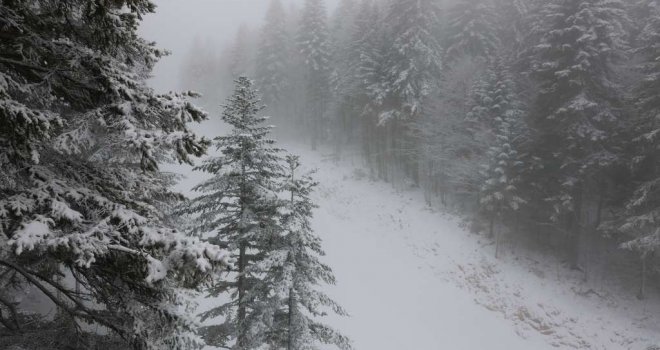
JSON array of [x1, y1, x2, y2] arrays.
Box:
[[4, 0, 660, 349], [140, 0, 337, 94]]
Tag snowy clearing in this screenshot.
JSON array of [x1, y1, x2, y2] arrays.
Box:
[[286, 146, 660, 350], [180, 143, 660, 350]]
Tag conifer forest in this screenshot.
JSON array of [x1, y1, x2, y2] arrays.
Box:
[[3, 0, 660, 349]]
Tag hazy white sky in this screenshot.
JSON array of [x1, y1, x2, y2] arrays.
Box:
[[140, 0, 339, 92]]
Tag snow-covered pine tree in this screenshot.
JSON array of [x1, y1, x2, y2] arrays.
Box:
[[0, 1, 231, 349], [523, 0, 628, 268], [261, 155, 351, 350], [297, 0, 332, 149], [379, 0, 443, 183], [351, 1, 389, 176], [256, 0, 290, 110], [615, 0, 660, 299], [444, 0, 501, 63], [475, 60, 527, 252], [412, 56, 484, 207], [328, 0, 358, 156], [381, 0, 442, 124], [183, 77, 284, 349]]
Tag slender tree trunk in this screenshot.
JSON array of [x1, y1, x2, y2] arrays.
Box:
[[488, 212, 495, 239], [638, 254, 647, 300], [237, 242, 247, 349], [569, 185, 584, 271], [495, 217, 502, 259], [236, 131, 248, 349], [288, 288, 296, 350], [595, 190, 604, 229], [311, 120, 318, 151]]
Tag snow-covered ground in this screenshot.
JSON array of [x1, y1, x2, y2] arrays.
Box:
[[175, 142, 660, 350], [290, 145, 660, 350]]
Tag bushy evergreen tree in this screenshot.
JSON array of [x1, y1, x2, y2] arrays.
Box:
[[612, 0, 660, 298], [414, 57, 484, 206], [330, 0, 384, 163], [183, 77, 284, 349], [445, 0, 501, 63], [380, 0, 443, 124], [297, 0, 332, 149], [256, 0, 290, 109], [328, 0, 358, 155], [377, 0, 443, 183], [260, 155, 351, 350], [475, 60, 527, 250], [0, 1, 231, 349], [523, 0, 628, 268]]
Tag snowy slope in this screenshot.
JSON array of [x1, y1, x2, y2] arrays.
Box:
[[172, 141, 660, 350], [289, 145, 660, 350]]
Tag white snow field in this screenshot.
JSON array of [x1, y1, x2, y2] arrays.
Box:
[[177, 143, 660, 350], [293, 146, 660, 350]]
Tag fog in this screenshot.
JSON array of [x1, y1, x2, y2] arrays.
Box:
[[3, 1, 660, 349], [140, 0, 339, 93]]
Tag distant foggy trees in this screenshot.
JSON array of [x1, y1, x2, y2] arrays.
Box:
[[256, 0, 290, 109], [205, 0, 660, 299]]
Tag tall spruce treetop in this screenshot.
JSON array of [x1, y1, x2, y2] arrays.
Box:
[[350, 0, 385, 107], [492, 0, 535, 50], [259, 155, 351, 350], [184, 77, 284, 349], [445, 0, 501, 63], [298, 0, 331, 74], [297, 0, 332, 147], [0, 1, 231, 349], [256, 0, 290, 108], [524, 0, 627, 220], [329, 0, 358, 92], [380, 0, 443, 123]]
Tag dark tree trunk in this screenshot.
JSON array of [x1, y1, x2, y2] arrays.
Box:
[[638, 254, 648, 300], [287, 288, 296, 350], [568, 185, 584, 271], [237, 242, 247, 349]]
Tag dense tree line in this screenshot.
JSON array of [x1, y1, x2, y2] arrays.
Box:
[[195, 0, 660, 299]]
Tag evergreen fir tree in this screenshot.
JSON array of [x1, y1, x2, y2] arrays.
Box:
[[523, 0, 628, 268], [475, 60, 527, 248], [339, 0, 386, 171], [261, 155, 351, 350], [492, 0, 535, 51], [380, 0, 443, 124], [413, 57, 484, 205], [614, 0, 660, 298], [378, 0, 443, 183], [445, 0, 501, 63], [297, 0, 332, 149], [328, 0, 358, 154], [256, 0, 290, 109], [184, 77, 284, 349], [0, 1, 232, 349]]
